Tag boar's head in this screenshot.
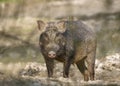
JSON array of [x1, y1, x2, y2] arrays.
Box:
[[37, 20, 66, 59]]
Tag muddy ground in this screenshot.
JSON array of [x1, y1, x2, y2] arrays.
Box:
[[0, 53, 120, 86]]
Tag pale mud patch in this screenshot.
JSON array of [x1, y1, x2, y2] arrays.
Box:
[[57, 77, 73, 83]]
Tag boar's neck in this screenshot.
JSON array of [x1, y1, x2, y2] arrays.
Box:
[[63, 23, 75, 59], [64, 21, 77, 38]]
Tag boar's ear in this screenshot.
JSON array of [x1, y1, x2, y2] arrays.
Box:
[[56, 21, 66, 33], [37, 20, 45, 30]]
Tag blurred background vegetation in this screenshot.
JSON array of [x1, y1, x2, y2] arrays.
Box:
[[0, 0, 120, 63]]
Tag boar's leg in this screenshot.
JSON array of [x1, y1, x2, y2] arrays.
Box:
[[76, 59, 89, 81], [44, 57, 54, 78], [86, 52, 95, 80], [63, 57, 73, 78]]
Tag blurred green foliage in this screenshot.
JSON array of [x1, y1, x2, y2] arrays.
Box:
[[97, 28, 120, 57], [0, 0, 18, 2]]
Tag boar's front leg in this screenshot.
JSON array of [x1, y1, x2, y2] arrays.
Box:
[[63, 57, 73, 78], [63, 40, 74, 78], [44, 57, 54, 78]]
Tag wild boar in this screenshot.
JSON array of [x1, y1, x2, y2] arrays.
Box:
[[37, 20, 96, 81]]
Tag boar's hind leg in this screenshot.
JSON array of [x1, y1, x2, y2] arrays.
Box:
[[86, 51, 95, 80], [76, 59, 89, 81], [45, 58, 54, 78]]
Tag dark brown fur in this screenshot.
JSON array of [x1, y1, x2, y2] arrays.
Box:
[[37, 20, 96, 81]]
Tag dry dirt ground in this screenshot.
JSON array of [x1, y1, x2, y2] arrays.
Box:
[[0, 53, 120, 86]]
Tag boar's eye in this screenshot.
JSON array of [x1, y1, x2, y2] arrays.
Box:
[[40, 33, 49, 44], [58, 38, 66, 46]]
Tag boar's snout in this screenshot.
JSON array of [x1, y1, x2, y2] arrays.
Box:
[[46, 43, 60, 58], [48, 51, 56, 58]]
